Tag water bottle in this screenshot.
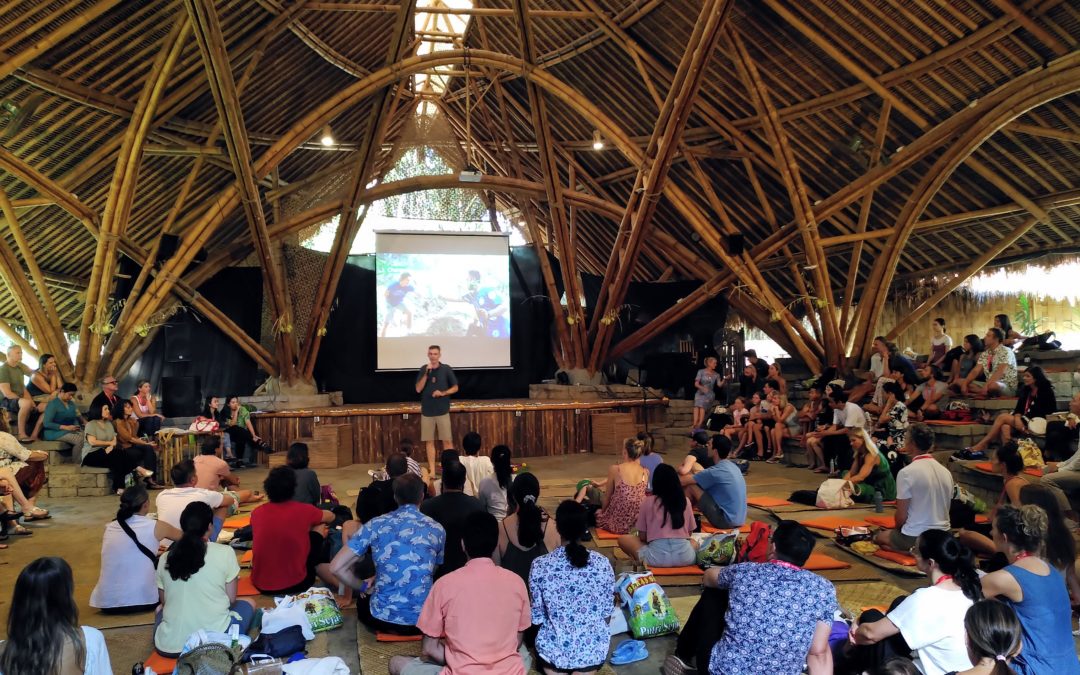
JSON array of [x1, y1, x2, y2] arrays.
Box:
[[873, 491, 884, 513], [131, 664, 144, 675], [829, 458, 836, 475]]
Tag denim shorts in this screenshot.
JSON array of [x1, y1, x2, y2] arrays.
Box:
[[639, 538, 696, 568]]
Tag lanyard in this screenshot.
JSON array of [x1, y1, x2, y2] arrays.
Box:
[[912, 454, 934, 461], [772, 560, 801, 571], [933, 574, 954, 586]]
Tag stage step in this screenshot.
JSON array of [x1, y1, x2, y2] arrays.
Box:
[[267, 424, 354, 469], [44, 463, 112, 498]]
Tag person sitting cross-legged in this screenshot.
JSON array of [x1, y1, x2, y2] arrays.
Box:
[[193, 438, 257, 504], [874, 424, 953, 552], [389, 511, 532, 675], [959, 328, 1017, 398], [155, 459, 235, 544], [666, 520, 837, 675], [331, 474, 446, 635], [575, 436, 649, 535], [619, 463, 698, 568], [251, 466, 339, 595], [681, 434, 747, 530], [421, 459, 485, 578]]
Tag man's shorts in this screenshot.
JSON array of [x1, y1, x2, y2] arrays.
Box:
[[1, 397, 22, 415], [888, 528, 918, 552], [420, 414, 452, 442]]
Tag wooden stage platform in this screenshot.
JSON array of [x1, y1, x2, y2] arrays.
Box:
[[251, 397, 669, 463]]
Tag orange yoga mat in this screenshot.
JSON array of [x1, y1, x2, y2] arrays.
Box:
[[240, 550, 253, 565], [972, 461, 1043, 477], [874, 549, 918, 566], [593, 528, 622, 540], [377, 632, 422, 643], [702, 522, 752, 534], [747, 496, 793, 508], [975, 514, 989, 524], [647, 565, 704, 576], [865, 515, 895, 529], [236, 575, 259, 597], [801, 515, 869, 531], [145, 652, 178, 673], [802, 553, 851, 571], [223, 515, 250, 529]]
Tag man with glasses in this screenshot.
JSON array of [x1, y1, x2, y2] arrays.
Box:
[[89, 375, 123, 420]]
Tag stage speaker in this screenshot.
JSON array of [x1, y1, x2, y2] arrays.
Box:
[[164, 323, 193, 363], [726, 233, 745, 256], [162, 376, 202, 418]]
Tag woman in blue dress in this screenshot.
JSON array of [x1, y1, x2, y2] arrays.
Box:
[[692, 357, 723, 431]]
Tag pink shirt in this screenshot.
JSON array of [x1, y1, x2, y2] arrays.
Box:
[[193, 454, 231, 490], [416, 557, 530, 675], [635, 495, 695, 541]]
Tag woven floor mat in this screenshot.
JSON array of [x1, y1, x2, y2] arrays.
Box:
[[834, 581, 907, 617], [76, 584, 155, 630]]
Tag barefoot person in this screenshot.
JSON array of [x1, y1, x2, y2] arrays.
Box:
[[416, 346, 459, 476]]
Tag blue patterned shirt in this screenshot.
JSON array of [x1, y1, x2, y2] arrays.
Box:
[[709, 562, 837, 675], [529, 547, 615, 670], [347, 504, 445, 626]]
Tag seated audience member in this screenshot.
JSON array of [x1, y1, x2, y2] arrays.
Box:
[[41, 382, 83, 447], [0, 418, 49, 522], [806, 390, 864, 475], [1042, 391, 1080, 509], [994, 313, 1024, 349], [799, 389, 830, 471], [399, 438, 425, 478], [874, 381, 910, 453], [618, 463, 697, 567], [1018, 484, 1080, 603], [459, 431, 493, 497], [0, 345, 33, 441], [738, 363, 762, 399], [909, 364, 949, 420], [637, 431, 663, 489], [287, 442, 322, 506], [744, 385, 775, 458], [0, 557, 113, 674], [356, 452, 409, 524], [980, 504, 1080, 674], [768, 392, 799, 463], [477, 444, 513, 519], [960, 328, 1017, 398], [495, 472, 562, 584], [224, 395, 260, 467], [875, 424, 953, 552], [154, 502, 255, 658], [948, 599, 1023, 675], [929, 318, 953, 369], [966, 367, 1055, 456], [201, 395, 237, 463], [734, 392, 764, 456], [721, 397, 750, 452], [88, 374, 123, 420], [129, 379, 165, 438], [677, 430, 714, 475], [90, 485, 181, 612], [331, 474, 445, 635], [155, 459, 235, 543], [956, 443, 1025, 558], [193, 439, 256, 503], [389, 511, 531, 675], [114, 399, 161, 488], [843, 530, 983, 675], [682, 434, 747, 529], [947, 334, 985, 393], [848, 336, 890, 404], [668, 520, 835, 675], [251, 466, 337, 595], [81, 403, 151, 494], [575, 436, 648, 535], [26, 354, 63, 442], [529, 500, 616, 675], [845, 428, 897, 503], [421, 459, 485, 577]]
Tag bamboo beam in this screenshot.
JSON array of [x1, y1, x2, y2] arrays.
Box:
[[184, 0, 296, 378], [0, 232, 59, 371], [0, 0, 124, 80], [298, 0, 417, 380], [306, 3, 593, 17], [986, 0, 1070, 56], [1005, 121, 1080, 145], [78, 16, 189, 386], [0, 321, 38, 360], [588, 0, 734, 372]]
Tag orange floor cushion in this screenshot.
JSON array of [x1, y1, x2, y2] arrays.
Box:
[[236, 575, 259, 596], [861, 605, 889, 614], [1023, 467, 1043, 477], [865, 515, 896, 529], [646, 565, 704, 576], [240, 550, 253, 565], [972, 462, 995, 473], [975, 514, 989, 525], [747, 496, 793, 508], [874, 549, 918, 566], [702, 522, 752, 534], [801, 515, 869, 531], [802, 553, 852, 570], [223, 515, 251, 529], [376, 632, 422, 642], [593, 528, 622, 540], [145, 652, 178, 673]]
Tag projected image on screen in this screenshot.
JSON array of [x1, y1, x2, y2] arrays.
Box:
[[376, 232, 511, 370]]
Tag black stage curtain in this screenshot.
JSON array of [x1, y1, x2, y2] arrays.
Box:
[[313, 246, 557, 403]]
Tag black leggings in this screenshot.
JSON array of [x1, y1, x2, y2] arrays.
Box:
[[356, 595, 420, 635], [82, 446, 144, 491], [824, 434, 854, 473], [226, 426, 255, 463], [834, 596, 910, 674], [675, 587, 730, 670]]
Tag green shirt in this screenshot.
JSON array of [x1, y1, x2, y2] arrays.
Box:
[[0, 362, 29, 397]]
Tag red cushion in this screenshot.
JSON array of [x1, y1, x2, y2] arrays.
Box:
[[376, 632, 422, 642]]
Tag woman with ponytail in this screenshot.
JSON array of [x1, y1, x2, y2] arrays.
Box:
[[945, 600, 1022, 675], [981, 504, 1080, 674], [90, 485, 181, 612], [529, 500, 615, 674], [495, 472, 561, 585], [845, 530, 982, 675], [1018, 484, 1080, 602], [478, 444, 514, 519], [617, 463, 697, 567], [154, 501, 255, 657]]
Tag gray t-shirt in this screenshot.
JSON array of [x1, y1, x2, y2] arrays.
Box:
[[292, 467, 322, 506], [0, 362, 29, 396], [418, 364, 458, 417]]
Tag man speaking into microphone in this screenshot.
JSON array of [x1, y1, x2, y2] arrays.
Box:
[[416, 345, 459, 476]]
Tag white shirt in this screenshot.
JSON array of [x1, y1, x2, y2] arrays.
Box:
[[459, 454, 494, 497], [887, 585, 973, 675], [156, 487, 225, 541], [1, 627, 113, 675], [477, 476, 509, 519], [896, 457, 953, 537], [869, 353, 884, 380], [91, 515, 159, 608], [833, 401, 865, 428]]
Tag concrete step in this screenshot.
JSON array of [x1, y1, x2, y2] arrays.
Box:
[[44, 463, 113, 498]]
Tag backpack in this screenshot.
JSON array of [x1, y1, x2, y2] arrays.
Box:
[[736, 521, 772, 563], [175, 643, 242, 675]]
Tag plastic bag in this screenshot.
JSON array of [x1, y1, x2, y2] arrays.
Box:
[[294, 587, 343, 633], [615, 572, 680, 638], [1017, 438, 1045, 468], [816, 478, 854, 509], [695, 532, 738, 567]]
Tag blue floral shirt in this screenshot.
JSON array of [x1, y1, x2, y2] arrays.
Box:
[[709, 562, 837, 675], [529, 547, 615, 670], [347, 504, 445, 626]]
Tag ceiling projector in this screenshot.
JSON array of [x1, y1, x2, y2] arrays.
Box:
[[459, 165, 483, 183]]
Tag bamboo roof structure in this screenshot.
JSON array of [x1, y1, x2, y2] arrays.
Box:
[[0, 0, 1078, 384]]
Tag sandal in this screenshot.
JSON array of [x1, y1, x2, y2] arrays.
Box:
[[765, 457, 779, 464], [6, 524, 32, 536], [23, 507, 50, 521]]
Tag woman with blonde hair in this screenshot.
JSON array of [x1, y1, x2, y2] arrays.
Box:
[[767, 392, 798, 464], [575, 436, 648, 535], [844, 428, 896, 503]]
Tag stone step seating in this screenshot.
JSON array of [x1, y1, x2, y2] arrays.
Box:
[[28, 440, 113, 498]]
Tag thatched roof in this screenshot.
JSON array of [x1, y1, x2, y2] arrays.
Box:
[[0, 0, 1078, 380]]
